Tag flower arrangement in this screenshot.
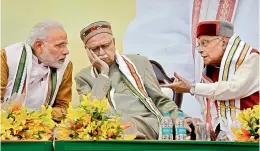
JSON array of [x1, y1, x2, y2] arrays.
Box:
[[1, 100, 55, 140], [232, 105, 259, 142], [56, 94, 136, 140]]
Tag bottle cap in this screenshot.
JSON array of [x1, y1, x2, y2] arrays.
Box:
[[163, 112, 170, 117], [177, 112, 184, 117]]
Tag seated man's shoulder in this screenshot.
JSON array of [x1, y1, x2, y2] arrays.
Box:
[[124, 54, 149, 64], [75, 66, 92, 78], [4, 42, 25, 52]]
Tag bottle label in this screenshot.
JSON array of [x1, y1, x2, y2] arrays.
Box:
[[176, 128, 186, 135], [162, 128, 173, 135]]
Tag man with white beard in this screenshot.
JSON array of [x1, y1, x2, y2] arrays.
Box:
[[1, 20, 73, 122]]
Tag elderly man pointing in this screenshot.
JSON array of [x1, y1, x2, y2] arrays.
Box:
[[163, 20, 259, 141]]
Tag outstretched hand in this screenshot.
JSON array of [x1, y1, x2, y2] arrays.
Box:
[[161, 72, 192, 93]]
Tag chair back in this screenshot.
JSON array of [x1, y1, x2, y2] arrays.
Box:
[[149, 60, 183, 108]]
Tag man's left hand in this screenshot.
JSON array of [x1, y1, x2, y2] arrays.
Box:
[[161, 72, 192, 93]]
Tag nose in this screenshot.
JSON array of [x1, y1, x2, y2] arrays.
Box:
[[198, 47, 203, 54], [98, 47, 106, 55], [63, 47, 70, 55]]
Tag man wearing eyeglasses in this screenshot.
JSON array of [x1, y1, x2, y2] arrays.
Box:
[[162, 20, 259, 141], [75, 21, 202, 140], [1, 20, 73, 122]]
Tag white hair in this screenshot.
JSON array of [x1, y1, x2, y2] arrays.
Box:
[[26, 20, 64, 46]]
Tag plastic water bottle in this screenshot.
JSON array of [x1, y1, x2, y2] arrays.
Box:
[[161, 112, 173, 140], [175, 112, 187, 140]]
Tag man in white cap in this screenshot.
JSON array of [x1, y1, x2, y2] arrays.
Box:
[[163, 20, 259, 141], [75, 21, 201, 140]]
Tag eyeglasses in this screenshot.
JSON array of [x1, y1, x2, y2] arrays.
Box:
[[85, 39, 113, 55], [196, 37, 221, 48]]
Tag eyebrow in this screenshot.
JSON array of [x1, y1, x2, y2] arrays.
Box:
[[198, 39, 211, 44], [199, 38, 210, 41], [55, 40, 68, 45]]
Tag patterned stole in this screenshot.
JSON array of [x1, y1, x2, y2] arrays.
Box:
[[202, 34, 253, 131], [119, 56, 163, 121], [11, 45, 57, 106], [11, 46, 27, 95], [43, 68, 57, 105], [218, 34, 252, 124]]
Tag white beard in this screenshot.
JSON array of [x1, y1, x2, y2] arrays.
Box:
[[38, 47, 63, 69]]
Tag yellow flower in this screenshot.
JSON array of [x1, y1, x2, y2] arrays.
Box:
[[1, 117, 14, 131], [252, 105, 259, 119], [100, 99, 109, 112], [56, 128, 70, 140], [27, 110, 41, 120], [80, 96, 91, 107], [82, 134, 91, 140], [13, 110, 27, 126], [92, 99, 101, 108], [237, 111, 248, 124], [1, 100, 55, 140], [234, 105, 260, 142], [0, 110, 7, 118], [41, 133, 52, 141], [55, 94, 136, 140], [123, 134, 136, 140], [82, 114, 91, 125], [67, 103, 86, 121]]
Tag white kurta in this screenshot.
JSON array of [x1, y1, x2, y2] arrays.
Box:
[[25, 55, 49, 110]]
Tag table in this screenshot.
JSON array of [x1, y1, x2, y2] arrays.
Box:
[[1, 141, 53, 151], [54, 140, 259, 151], [1, 140, 259, 151]]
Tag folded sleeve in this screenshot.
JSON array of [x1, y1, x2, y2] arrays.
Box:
[[1, 49, 8, 102]]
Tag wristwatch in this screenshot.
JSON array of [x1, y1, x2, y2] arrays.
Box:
[[189, 83, 196, 96]]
